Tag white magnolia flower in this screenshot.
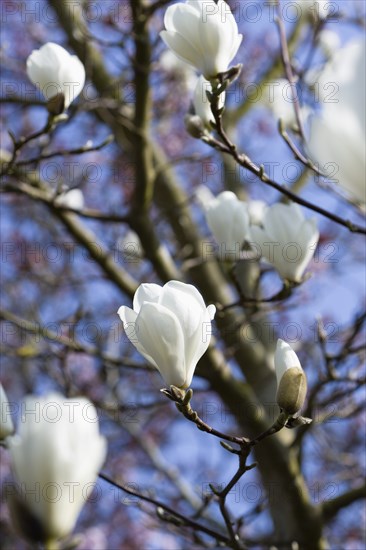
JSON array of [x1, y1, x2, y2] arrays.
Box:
[[317, 29, 340, 59], [205, 191, 251, 254], [54, 189, 85, 210], [195, 184, 215, 207], [8, 393, 106, 541], [118, 281, 216, 388], [0, 383, 14, 440], [26, 42, 85, 110], [308, 108, 365, 204], [160, 0, 242, 80], [307, 39, 366, 204], [274, 339, 307, 415], [247, 200, 268, 226], [315, 39, 365, 113], [250, 203, 319, 283], [193, 75, 225, 127]]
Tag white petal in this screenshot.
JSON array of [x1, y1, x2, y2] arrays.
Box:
[[290, 219, 319, 281], [158, 282, 214, 386], [117, 305, 158, 368], [206, 191, 248, 250], [263, 204, 295, 244], [58, 55, 85, 107], [274, 339, 302, 385], [162, 280, 207, 316], [183, 306, 214, 387], [133, 283, 162, 313], [160, 30, 203, 71], [136, 302, 187, 387], [308, 109, 366, 203], [167, 4, 201, 48], [207, 304, 216, 321]]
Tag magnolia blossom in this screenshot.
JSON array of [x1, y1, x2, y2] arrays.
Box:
[[247, 200, 267, 226], [8, 393, 106, 542], [160, 0, 242, 80], [274, 339, 307, 415], [193, 75, 225, 127], [205, 191, 250, 256], [0, 383, 14, 440], [317, 29, 340, 59], [315, 39, 365, 112], [118, 281, 216, 388], [195, 184, 215, 207], [250, 203, 319, 282], [308, 108, 365, 204], [54, 189, 85, 210], [307, 38, 365, 204], [26, 42, 85, 110]]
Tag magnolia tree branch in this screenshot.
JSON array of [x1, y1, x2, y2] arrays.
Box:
[[36, 2, 344, 546], [0, 307, 151, 372], [162, 386, 297, 450], [225, 17, 306, 127], [0, 158, 138, 297], [278, 122, 327, 178], [321, 483, 366, 522], [1, 114, 66, 176], [98, 472, 235, 547], [14, 134, 114, 166], [48, 0, 180, 283], [161, 386, 312, 548], [205, 81, 366, 234], [275, 1, 306, 139]]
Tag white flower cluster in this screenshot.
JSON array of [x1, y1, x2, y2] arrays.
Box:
[[203, 191, 319, 283]]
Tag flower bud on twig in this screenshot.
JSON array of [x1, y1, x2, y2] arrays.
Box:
[[274, 339, 308, 416]]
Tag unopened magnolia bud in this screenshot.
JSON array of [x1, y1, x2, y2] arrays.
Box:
[[274, 339, 308, 416], [276, 366, 307, 415], [184, 114, 206, 138]]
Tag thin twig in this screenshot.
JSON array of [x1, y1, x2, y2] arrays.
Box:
[[15, 134, 114, 166], [98, 472, 233, 546], [206, 84, 366, 234], [275, 3, 305, 139]]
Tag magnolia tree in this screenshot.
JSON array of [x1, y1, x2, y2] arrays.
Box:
[[0, 0, 365, 549]]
